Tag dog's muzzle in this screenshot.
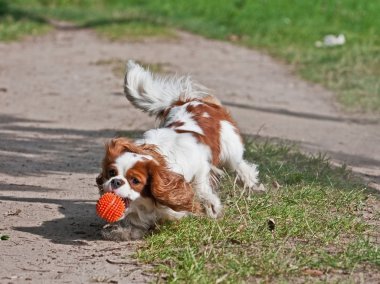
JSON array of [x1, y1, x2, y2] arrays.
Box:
[[110, 178, 125, 190]]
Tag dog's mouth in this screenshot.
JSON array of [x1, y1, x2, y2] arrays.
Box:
[[122, 198, 130, 208]]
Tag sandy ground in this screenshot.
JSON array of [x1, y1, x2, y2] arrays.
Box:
[[0, 28, 379, 283]]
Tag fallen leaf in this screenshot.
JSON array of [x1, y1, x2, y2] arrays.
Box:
[[1, 235, 10, 240], [227, 238, 241, 244], [267, 219, 276, 232]]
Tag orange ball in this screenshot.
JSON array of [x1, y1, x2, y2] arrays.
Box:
[[96, 192, 126, 223]]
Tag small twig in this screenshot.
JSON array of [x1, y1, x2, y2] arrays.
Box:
[[18, 267, 51, 272], [106, 258, 139, 266], [123, 267, 141, 274], [256, 123, 266, 136], [99, 247, 125, 252]]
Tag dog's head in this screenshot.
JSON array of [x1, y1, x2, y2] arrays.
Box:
[[96, 138, 202, 216]]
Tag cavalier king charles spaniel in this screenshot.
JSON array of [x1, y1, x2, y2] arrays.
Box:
[[96, 60, 263, 241]]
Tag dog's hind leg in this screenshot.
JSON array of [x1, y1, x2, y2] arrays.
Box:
[[235, 160, 262, 192], [193, 163, 223, 218], [219, 121, 264, 193]]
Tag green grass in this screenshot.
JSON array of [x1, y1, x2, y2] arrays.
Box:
[[136, 141, 379, 282], [4, 0, 379, 113], [0, 0, 50, 41], [0, 17, 48, 41], [1, 0, 174, 41], [95, 21, 174, 41]]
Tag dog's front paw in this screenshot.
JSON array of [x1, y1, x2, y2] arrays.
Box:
[[204, 200, 223, 219], [101, 223, 147, 241]]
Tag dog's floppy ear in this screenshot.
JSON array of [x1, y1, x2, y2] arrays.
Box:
[[105, 137, 138, 159], [146, 160, 202, 214], [96, 173, 104, 188], [96, 173, 105, 194], [104, 138, 166, 166]]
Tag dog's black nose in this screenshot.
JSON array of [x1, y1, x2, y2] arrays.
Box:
[[110, 178, 124, 190]]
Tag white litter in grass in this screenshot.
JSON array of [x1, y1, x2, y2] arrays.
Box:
[[315, 34, 345, 48]]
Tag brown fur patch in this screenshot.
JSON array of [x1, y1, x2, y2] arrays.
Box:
[[175, 99, 240, 166], [147, 160, 202, 214], [126, 161, 151, 197], [126, 160, 202, 213]]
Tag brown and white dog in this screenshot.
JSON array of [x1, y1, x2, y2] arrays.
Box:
[[96, 61, 263, 240]]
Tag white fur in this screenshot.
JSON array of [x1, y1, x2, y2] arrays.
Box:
[[219, 121, 260, 191], [236, 160, 261, 191], [137, 128, 211, 181], [125, 197, 189, 230], [219, 120, 244, 168], [124, 60, 207, 115], [202, 112, 210, 118]]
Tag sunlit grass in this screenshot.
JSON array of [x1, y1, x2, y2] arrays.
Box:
[[136, 141, 379, 282]]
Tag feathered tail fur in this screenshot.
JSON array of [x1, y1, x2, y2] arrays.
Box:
[[124, 60, 207, 116]]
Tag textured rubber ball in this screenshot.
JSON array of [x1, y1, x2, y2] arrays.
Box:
[[96, 192, 125, 223]]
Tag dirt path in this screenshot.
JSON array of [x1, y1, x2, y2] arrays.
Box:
[[0, 28, 379, 283]]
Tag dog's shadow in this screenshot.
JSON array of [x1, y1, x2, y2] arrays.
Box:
[[0, 188, 105, 245], [0, 115, 147, 244]]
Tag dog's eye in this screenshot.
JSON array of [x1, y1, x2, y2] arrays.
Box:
[[131, 177, 140, 185], [108, 169, 117, 177]]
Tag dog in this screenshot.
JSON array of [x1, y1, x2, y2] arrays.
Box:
[[96, 60, 263, 240]]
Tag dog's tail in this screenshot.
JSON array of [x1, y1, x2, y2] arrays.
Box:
[[124, 60, 208, 116]]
